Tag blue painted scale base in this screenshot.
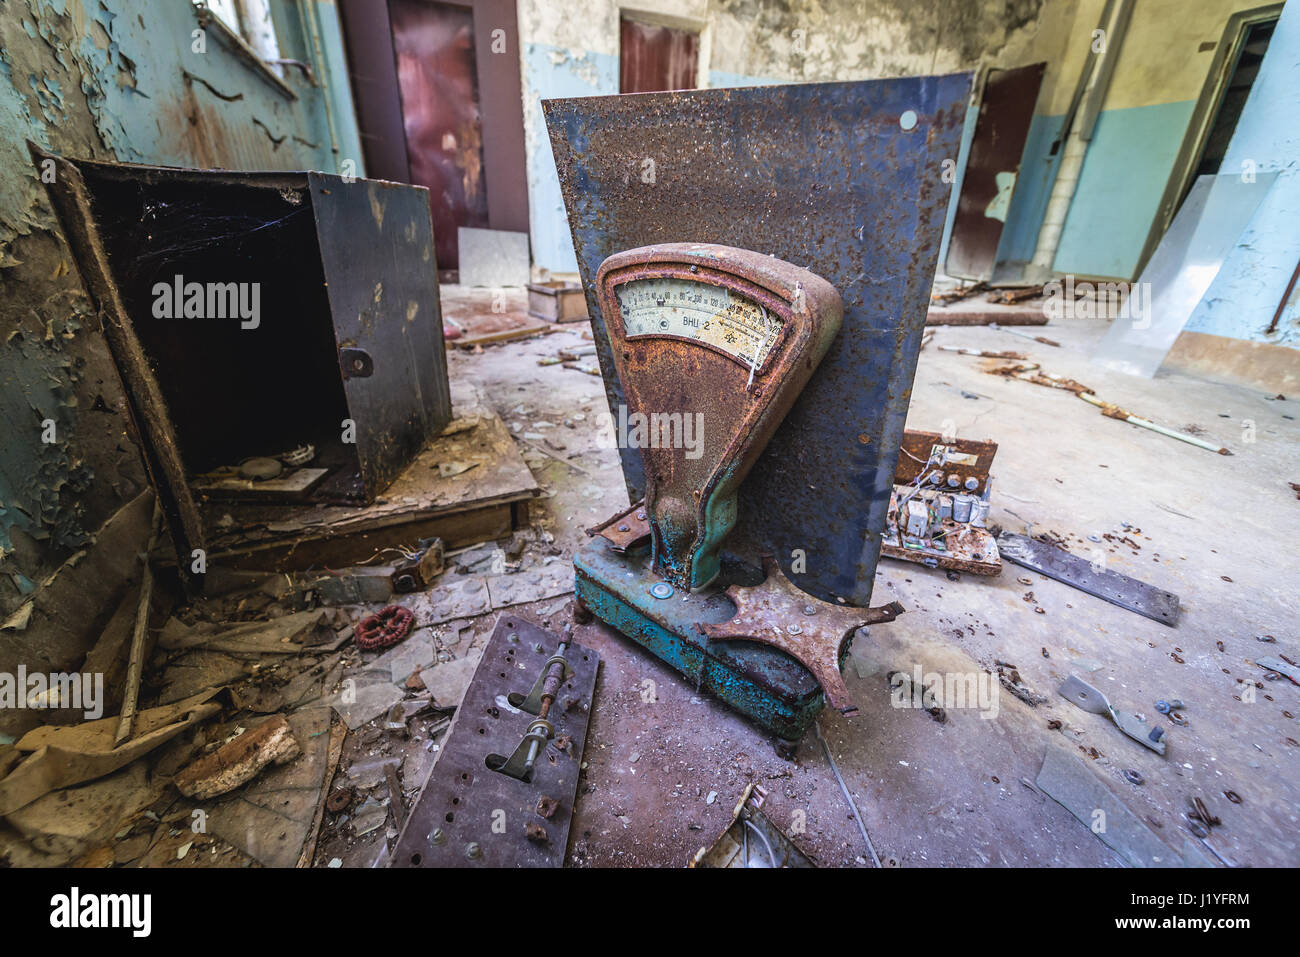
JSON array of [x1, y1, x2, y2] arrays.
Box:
[[573, 537, 829, 741]]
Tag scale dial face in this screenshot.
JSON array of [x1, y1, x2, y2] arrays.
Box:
[[615, 277, 783, 370]]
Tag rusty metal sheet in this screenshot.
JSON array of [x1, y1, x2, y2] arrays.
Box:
[[390, 615, 598, 868], [998, 532, 1180, 626], [587, 500, 650, 552], [545, 75, 971, 606], [309, 173, 452, 497]]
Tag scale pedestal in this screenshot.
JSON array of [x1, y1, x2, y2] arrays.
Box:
[[576, 504, 903, 748]]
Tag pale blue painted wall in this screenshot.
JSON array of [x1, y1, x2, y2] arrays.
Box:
[[523, 42, 618, 273], [1184, 2, 1300, 347], [705, 70, 779, 87], [1052, 100, 1197, 279]]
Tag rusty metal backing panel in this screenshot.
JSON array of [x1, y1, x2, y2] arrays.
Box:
[[945, 62, 1046, 281], [390, 615, 598, 868], [309, 173, 452, 498], [545, 75, 971, 606]]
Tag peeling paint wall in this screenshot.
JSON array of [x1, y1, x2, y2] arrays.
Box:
[[0, 0, 362, 617], [516, 0, 1072, 275]]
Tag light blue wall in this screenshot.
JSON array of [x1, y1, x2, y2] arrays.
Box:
[[523, 42, 618, 273], [1185, 2, 1300, 347], [1052, 99, 1197, 279], [705, 70, 779, 87]]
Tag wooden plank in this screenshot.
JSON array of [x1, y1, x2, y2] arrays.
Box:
[[210, 503, 516, 571], [198, 407, 539, 573]]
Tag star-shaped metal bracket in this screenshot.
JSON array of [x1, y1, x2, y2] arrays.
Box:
[[699, 556, 904, 714]]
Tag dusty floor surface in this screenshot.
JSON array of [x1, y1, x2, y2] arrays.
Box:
[[7, 289, 1291, 871], [359, 285, 1297, 869]]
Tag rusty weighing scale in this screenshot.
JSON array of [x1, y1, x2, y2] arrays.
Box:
[[546, 76, 972, 751]]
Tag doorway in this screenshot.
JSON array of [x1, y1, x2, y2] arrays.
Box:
[[389, 0, 489, 272], [1185, 17, 1276, 192], [337, 0, 530, 275], [1136, 4, 1281, 276], [619, 15, 699, 93], [944, 63, 1046, 282]]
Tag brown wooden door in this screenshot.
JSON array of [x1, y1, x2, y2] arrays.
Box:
[[389, 0, 489, 271], [620, 18, 698, 93]]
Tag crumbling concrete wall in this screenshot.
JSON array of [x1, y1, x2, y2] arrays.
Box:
[[517, 0, 1071, 275], [0, 0, 360, 621]]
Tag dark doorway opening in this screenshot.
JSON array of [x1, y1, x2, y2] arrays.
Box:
[[1135, 4, 1281, 276], [1184, 18, 1275, 193]]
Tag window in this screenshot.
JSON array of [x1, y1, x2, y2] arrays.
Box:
[[194, 0, 286, 82]]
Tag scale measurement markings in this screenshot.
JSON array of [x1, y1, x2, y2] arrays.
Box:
[[616, 277, 782, 368]]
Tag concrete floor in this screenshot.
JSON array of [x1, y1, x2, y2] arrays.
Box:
[[444, 294, 1299, 868]]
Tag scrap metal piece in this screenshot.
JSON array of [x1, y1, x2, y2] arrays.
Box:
[[390, 617, 598, 868], [587, 501, 651, 553], [509, 641, 576, 716], [998, 532, 1180, 626], [894, 430, 998, 494], [1036, 746, 1185, 867], [573, 539, 829, 740], [689, 784, 815, 868], [1059, 674, 1167, 755], [1256, 656, 1300, 685], [391, 537, 445, 593], [545, 75, 971, 606], [698, 557, 904, 714]]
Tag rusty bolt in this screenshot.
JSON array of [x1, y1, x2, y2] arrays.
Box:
[[537, 795, 560, 819], [525, 823, 549, 843]]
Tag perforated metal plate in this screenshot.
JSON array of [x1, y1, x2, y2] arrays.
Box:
[[389, 616, 599, 868]]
